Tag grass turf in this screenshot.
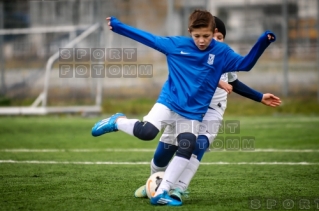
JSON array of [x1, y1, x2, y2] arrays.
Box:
[[0, 116, 319, 211]]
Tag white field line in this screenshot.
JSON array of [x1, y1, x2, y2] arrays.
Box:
[[0, 160, 318, 165], [1, 148, 319, 153], [0, 148, 155, 152], [252, 149, 319, 152]]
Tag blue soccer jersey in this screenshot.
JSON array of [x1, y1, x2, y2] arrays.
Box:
[[110, 17, 275, 121]]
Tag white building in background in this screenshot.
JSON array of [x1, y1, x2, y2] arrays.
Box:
[[2, 0, 318, 58], [206, 0, 318, 42]]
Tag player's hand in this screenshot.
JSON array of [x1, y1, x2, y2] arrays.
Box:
[[267, 34, 275, 41], [261, 93, 281, 107], [106, 17, 112, 30], [218, 80, 232, 94]]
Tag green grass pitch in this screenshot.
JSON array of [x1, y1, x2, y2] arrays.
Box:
[[0, 116, 319, 211]]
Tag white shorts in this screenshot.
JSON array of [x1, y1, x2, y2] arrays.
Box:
[[160, 108, 223, 146], [143, 103, 200, 140], [199, 108, 223, 144]]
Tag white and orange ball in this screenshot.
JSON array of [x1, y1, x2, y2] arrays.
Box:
[[145, 171, 165, 199]]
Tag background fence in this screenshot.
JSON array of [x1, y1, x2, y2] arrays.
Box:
[[0, 0, 318, 110]]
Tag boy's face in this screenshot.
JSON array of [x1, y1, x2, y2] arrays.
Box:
[[189, 27, 214, 50], [213, 30, 224, 42]]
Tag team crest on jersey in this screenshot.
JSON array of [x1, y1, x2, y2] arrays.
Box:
[[207, 54, 215, 65]]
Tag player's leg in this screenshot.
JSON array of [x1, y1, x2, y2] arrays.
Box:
[[169, 135, 209, 200], [150, 117, 199, 206], [91, 103, 169, 141], [151, 132, 197, 205], [134, 142, 177, 198], [152, 143, 178, 174], [134, 125, 178, 198], [170, 109, 223, 201]]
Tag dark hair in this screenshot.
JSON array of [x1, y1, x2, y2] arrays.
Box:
[[188, 9, 215, 33], [214, 16, 226, 38]]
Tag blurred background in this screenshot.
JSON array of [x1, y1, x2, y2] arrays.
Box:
[[0, 0, 318, 115]]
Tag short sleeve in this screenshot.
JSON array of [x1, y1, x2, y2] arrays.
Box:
[[228, 72, 238, 82]]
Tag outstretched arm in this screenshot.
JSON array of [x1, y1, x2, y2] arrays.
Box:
[[106, 17, 172, 54], [223, 32, 276, 73], [229, 79, 281, 107]]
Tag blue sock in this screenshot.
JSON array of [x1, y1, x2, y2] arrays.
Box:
[[153, 142, 178, 167], [192, 135, 209, 161]]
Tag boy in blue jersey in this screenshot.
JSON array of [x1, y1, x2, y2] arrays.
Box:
[[91, 10, 276, 206], [133, 16, 282, 202]]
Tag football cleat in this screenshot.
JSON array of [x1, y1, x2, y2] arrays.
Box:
[[170, 188, 189, 202], [91, 113, 126, 137], [134, 185, 147, 198], [150, 190, 182, 206]]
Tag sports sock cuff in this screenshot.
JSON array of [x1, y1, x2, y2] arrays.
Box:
[[151, 159, 167, 175]]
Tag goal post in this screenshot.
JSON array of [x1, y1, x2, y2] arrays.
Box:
[[0, 23, 104, 115]]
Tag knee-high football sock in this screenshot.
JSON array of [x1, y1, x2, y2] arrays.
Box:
[[172, 135, 209, 191], [155, 156, 189, 196], [116, 118, 138, 136], [172, 155, 200, 191], [151, 159, 168, 175], [154, 133, 196, 196]]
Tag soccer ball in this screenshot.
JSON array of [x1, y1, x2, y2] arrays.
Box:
[[145, 171, 165, 199]]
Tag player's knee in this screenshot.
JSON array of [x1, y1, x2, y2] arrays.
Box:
[[133, 121, 159, 141], [175, 132, 197, 159], [193, 135, 209, 161]]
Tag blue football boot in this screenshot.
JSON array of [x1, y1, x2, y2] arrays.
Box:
[[170, 188, 189, 202], [91, 113, 125, 137], [150, 191, 182, 206], [134, 185, 147, 198]]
